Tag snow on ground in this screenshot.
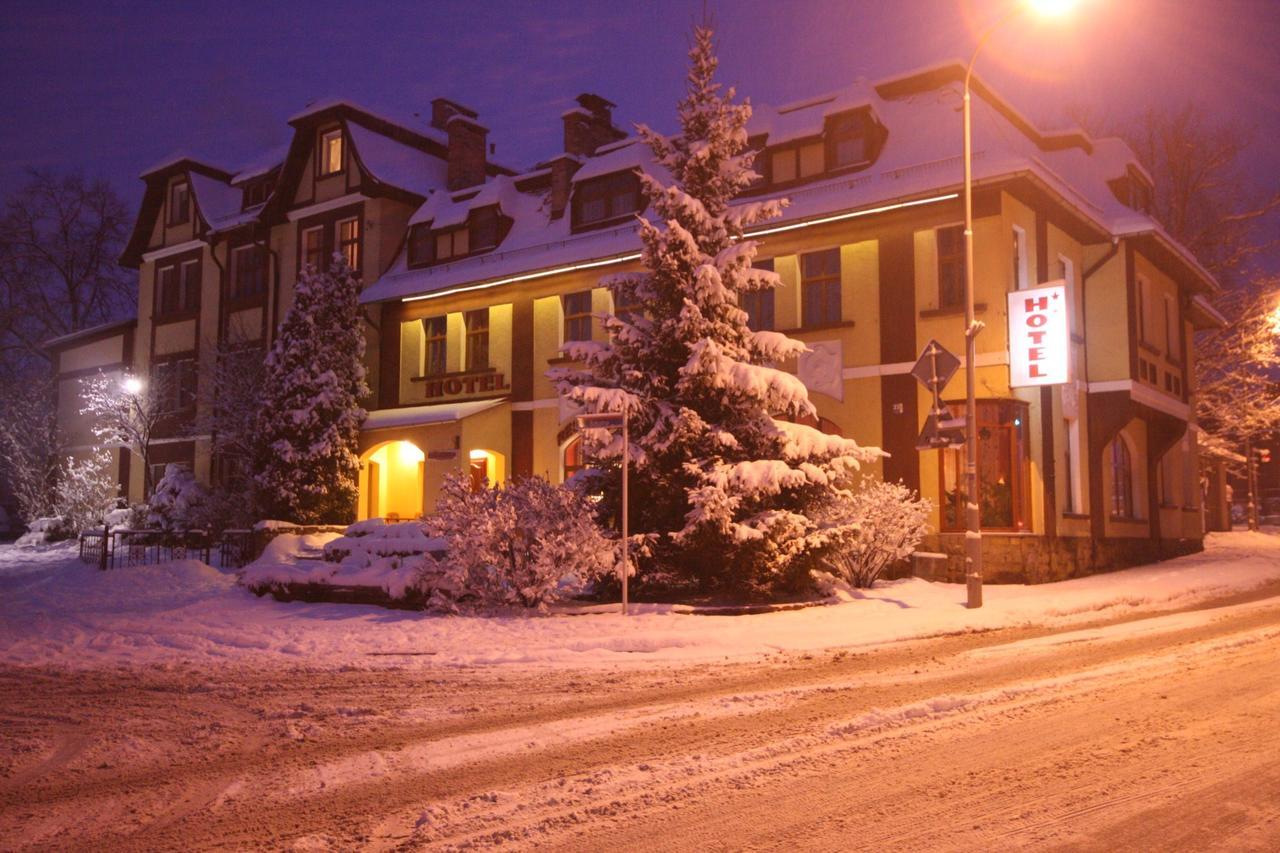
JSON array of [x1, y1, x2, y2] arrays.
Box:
[[0, 531, 1278, 671]]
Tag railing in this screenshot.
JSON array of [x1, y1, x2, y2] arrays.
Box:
[[78, 527, 212, 570], [219, 529, 270, 569]]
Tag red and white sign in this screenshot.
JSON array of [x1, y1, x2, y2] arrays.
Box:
[[1007, 282, 1070, 387]]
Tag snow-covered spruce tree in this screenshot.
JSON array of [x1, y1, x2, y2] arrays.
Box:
[[552, 25, 881, 596], [252, 255, 368, 524], [146, 463, 210, 531]]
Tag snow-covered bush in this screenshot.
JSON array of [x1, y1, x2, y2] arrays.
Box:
[[14, 516, 73, 547], [820, 481, 931, 589], [423, 473, 617, 611], [323, 518, 442, 564], [51, 449, 118, 536], [252, 255, 368, 524], [146, 464, 209, 531]]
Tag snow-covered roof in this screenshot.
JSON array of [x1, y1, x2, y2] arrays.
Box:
[[409, 175, 526, 228], [231, 144, 289, 185], [138, 152, 232, 179], [363, 63, 1218, 305], [188, 172, 245, 232], [362, 398, 507, 431], [347, 121, 447, 198], [43, 317, 137, 351]]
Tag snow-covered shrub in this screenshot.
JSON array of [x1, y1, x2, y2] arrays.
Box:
[[146, 464, 209, 530], [323, 518, 442, 564], [423, 472, 617, 610], [14, 516, 72, 547], [820, 481, 931, 589], [51, 449, 118, 536]]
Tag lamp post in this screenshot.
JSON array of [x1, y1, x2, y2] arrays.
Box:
[[576, 408, 630, 615], [961, 0, 1076, 609]]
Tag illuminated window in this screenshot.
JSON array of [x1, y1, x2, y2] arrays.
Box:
[[337, 217, 360, 271], [563, 290, 593, 342], [422, 316, 447, 376], [941, 400, 1030, 531], [937, 224, 965, 309], [563, 436, 584, 481], [301, 225, 324, 272], [573, 172, 641, 229], [435, 227, 469, 261], [801, 249, 841, 328], [1110, 436, 1135, 519], [468, 449, 500, 491], [742, 258, 775, 331], [464, 309, 488, 371], [319, 128, 343, 177], [167, 180, 190, 226], [230, 244, 266, 300]]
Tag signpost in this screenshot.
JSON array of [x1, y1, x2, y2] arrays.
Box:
[[912, 339, 965, 451], [576, 409, 630, 615]]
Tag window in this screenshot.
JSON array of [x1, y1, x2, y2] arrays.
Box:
[[937, 225, 965, 309], [337, 217, 360, 271], [742, 258, 775, 331], [1064, 415, 1083, 514], [301, 225, 325, 272], [435, 227, 469, 262], [573, 172, 641, 228], [167, 180, 190, 226], [770, 141, 825, 184], [1110, 436, 1136, 519], [241, 179, 271, 209], [407, 224, 433, 267], [1164, 295, 1181, 360], [563, 290, 593, 342], [1011, 225, 1028, 291], [153, 357, 198, 414], [470, 207, 499, 250], [422, 316, 447, 376], [941, 400, 1030, 531], [156, 259, 199, 317], [563, 436, 584, 481], [319, 128, 344, 177], [829, 112, 869, 168], [464, 309, 489, 371], [801, 249, 841, 328], [230, 245, 267, 300]]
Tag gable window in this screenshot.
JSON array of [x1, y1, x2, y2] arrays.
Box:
[[337, 217, 360, 271], [230, 244, 267, 300], [1110, 436, 1136, 519], [319, 128, 344, 177], [573, 171, 641, 229], [937, 224, 965, 309], [563, 290, 593, 342], [421, 317, 447, 376], [464, 309, 489, 371], [828, 112, 869, 168], [742, 258, 775, 331], [301, 225, 325, 272], [801, 249, 841, 328], [167, 180, 190, 226], [435, 227, 469, 262]]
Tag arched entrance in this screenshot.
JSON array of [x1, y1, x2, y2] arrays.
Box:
[[359, 440, 425, 521]]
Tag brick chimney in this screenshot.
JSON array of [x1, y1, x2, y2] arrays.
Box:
[[430, 97, 478, 131], [562, 93, 625, 156]]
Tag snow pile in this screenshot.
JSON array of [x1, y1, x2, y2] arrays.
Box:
[[13, 517, 69, 547], [1, 532, 1279, 671]]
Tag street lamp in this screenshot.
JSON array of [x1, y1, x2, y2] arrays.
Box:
[[121, 375, 144, 396], [961, 0, 1077, 609], [576, 408, 631, 615]]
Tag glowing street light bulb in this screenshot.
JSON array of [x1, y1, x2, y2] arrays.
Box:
[[1026, 0, 1078, 17], [121, 376, 144, 395]]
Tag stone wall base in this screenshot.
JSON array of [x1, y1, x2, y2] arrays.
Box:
[[916, 534, 1204, 585]]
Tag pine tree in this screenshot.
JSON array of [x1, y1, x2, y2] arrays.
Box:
[[552, 25, 881, 595], [252, 256, 369, 523]]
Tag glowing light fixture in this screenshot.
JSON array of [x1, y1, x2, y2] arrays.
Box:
[[1026, 0, 1078, 17], [121, 376, 144, 395]]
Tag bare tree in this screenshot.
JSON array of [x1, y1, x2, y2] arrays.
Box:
[[1196, 281, 1280, 445], [0, 169, 133, 377]]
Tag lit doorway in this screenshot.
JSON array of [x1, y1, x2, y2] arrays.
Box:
[[359, 440, 426, 520]]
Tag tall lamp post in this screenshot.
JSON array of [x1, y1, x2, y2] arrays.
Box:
[[961, 0, 1076, 609]]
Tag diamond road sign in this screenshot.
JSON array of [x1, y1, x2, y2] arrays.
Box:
[[910, 339, 960, 392], [916, 408, 967, 450]]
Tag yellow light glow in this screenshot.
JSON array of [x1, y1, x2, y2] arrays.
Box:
[[468, 449, 489, 461], [121, 376, 144, 395], [1026, 0, 1077, 17]]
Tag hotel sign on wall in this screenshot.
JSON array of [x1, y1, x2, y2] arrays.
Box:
[[417, 371, 509, 399], [1007, 282, 1070, 387]]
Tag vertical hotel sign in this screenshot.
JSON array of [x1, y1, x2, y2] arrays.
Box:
[[1007, 282, 1069, 387]]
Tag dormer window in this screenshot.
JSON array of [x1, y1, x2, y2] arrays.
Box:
[[319, 128, 344, 177], [407, 206, 508, 268], [770, 141, 824, 185], [241, 178, 271, 209], [167, 180, 190, 226], [572, 171, 641, 230], [828, 112, 870, 168]]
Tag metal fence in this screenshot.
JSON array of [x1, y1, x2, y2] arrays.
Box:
[[218, 529, 270, 569], [78, 528, 212, 570]]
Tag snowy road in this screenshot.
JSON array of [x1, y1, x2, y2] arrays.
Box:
[[4, 580, 1280, 850]]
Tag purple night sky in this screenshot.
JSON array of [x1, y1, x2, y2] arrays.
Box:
[[2, 0, 1278, 260]]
